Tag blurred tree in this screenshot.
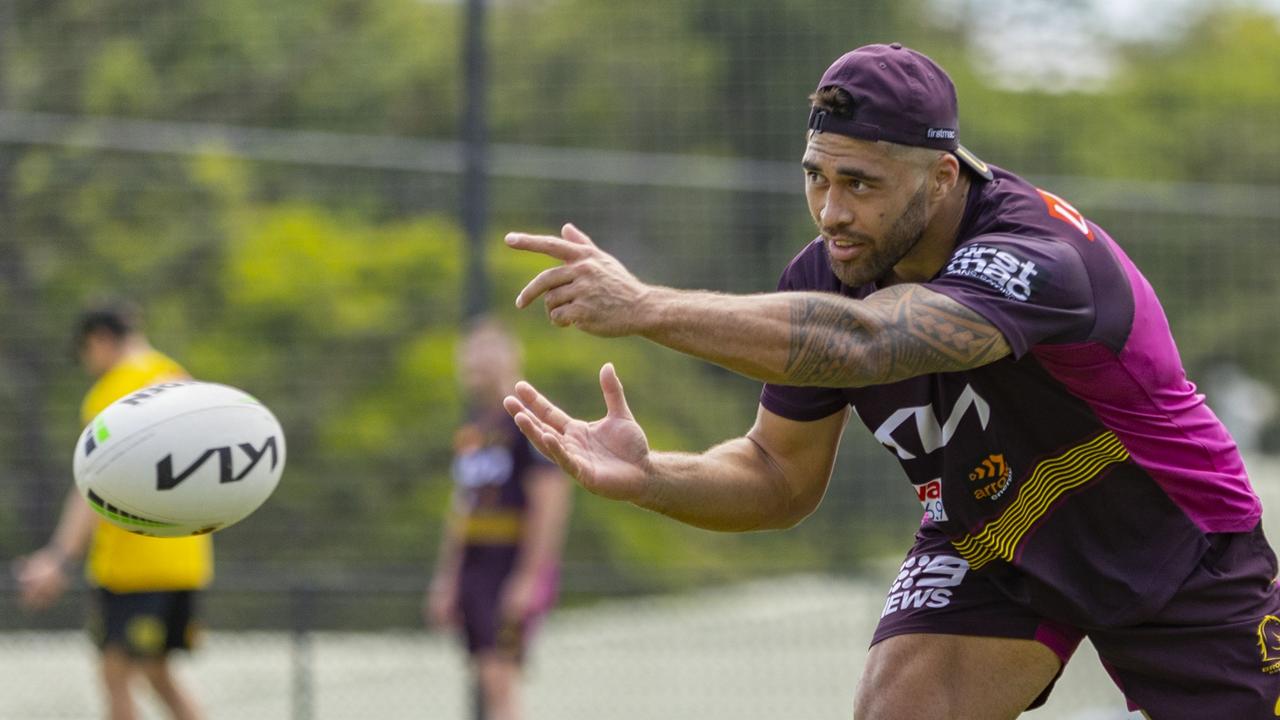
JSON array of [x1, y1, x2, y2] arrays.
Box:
[[948, 8, 1280, 388], [2, 0, 1279, 606]]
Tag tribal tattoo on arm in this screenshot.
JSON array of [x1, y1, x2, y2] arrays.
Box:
[[783, 284, 1011, 387]]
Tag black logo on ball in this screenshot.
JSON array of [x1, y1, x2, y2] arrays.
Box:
[[156, 436, 279, 491]]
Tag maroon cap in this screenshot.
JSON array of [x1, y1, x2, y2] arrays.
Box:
[[808, 43, 993, 181]]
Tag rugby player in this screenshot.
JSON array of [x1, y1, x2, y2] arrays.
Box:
[[426, 318, 571, 720], [502, 44, 1279, 718], [15, 302, 208, 720]]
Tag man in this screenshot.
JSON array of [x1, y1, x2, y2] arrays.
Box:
[[502, 44, 1278, 718], [426, 318, 571, 720], [14, 302, 209, 720]]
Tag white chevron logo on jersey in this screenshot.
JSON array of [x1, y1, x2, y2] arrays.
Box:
[[873, 385, 991, 460]]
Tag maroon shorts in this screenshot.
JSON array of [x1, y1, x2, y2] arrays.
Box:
[[872, 523, 1280, 716], [458, 558, 559, 660]]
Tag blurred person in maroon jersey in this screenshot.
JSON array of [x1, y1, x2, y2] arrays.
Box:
[[426, 318, 571, 720]]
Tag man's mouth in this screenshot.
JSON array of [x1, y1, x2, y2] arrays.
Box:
[[827, 236, 865, 261]]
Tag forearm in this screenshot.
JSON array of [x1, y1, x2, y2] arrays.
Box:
[[638, 283, 1009, 387], [431, 511, 465, 586], [638, 286, 884, 387], [637, 436, 812, 532], [47, 489, 97, 562], [512, 472, 571, 578]]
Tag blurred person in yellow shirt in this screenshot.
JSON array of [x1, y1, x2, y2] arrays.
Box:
[[14, 301, 210, 720]]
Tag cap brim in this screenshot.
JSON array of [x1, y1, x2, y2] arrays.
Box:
[[954, 145, 993, 181]]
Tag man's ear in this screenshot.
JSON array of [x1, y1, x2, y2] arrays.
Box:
[[932, 152, 962, 201]]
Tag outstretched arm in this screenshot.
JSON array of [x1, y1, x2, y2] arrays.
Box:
[[424, 492, 465, 629], [504, 364, 849, 532], [507, 225, 1009, 387], [13, 487, 98, 610], [641, 282, 1009, 387]]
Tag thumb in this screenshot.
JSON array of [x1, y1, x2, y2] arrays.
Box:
[[562, 223, 596, 247], [599, 363, 634, 421]]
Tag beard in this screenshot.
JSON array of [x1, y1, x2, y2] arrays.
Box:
[[825, 183, 929, 288]]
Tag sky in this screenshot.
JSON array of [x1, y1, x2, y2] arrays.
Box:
[[928, 0, 1280, 90]]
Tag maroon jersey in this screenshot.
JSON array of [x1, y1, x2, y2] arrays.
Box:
[[452, 411, 555, 564], [761, 165, 1261, 627], [451, 411, 559, 655]]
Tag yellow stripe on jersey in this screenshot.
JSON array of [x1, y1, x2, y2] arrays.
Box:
[[458, 511, 524, 544], [952, 431, 1130, 571], [81, 349, 214, 593]]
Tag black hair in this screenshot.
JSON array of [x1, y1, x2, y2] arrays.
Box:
[[809, 86, 856, 117], [74, 300, 142, 347]]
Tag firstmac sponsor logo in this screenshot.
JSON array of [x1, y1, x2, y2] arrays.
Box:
[[943, 244, 1044, 302], [881, 554, 970, 618]]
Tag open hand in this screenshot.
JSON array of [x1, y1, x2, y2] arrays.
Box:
[[499, 572, 538, 624], [505, 224, 651, 337], [423, 579, 459, 629], [12, 549, 68, 611], [503, 363, 652, 503]]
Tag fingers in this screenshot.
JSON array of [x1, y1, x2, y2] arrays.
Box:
[[547, 300, 582, 328], [515, 265, 576, 310], [561, 223, 596, 246], [510, 381, 575, 432], [599, 363, 634, 420], [509, 405, 557, 459], [505, 395, 557, 449], [535, 428, 585, 479], [502, 385, 587, 484], [19, 581, 58, 611], [508, 406, 585, 479], [504, 390, 580, 473], [504, 232, 590, 263], [508, 225, 594, 309]]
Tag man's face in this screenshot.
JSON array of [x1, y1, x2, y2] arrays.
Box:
[[458, 330, 518, 402], [802, 132, 932, 287], [78, 331, 120, 377]]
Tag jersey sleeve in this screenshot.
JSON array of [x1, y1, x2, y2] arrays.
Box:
[[758, 241, 851, 422], [927, 234, 1096, 359]]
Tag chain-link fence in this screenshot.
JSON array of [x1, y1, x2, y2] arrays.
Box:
[[1, 574, 1148, 720], [2, 1, 1280, 718], [7, 449, 1280, 719]]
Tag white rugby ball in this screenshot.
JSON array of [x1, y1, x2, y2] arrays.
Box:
[[73, 381, 286, 537]]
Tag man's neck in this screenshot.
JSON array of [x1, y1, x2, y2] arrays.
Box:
[[101, 338, 152, 374], [889, 174, 973, 284]]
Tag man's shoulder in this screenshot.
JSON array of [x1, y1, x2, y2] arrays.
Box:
[[948, 169, 1118, 292], [81, 350, 189, 422], [128, 349, 187, 378], [964, 167, 1105, 251]]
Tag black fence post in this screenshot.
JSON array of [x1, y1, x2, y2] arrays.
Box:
[[290, 584, 315, 720], [461, 0, 490, 321]]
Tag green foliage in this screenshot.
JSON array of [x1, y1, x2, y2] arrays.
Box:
[[3, 0, 1280, 605]]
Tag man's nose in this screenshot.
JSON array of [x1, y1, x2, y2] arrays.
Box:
[[820, 189, 854, 230]]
